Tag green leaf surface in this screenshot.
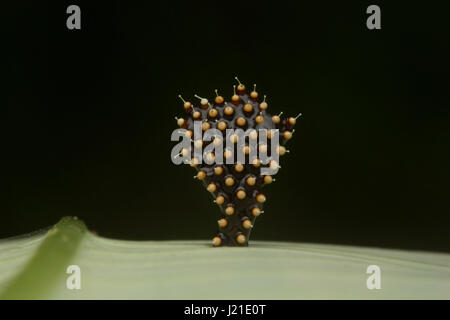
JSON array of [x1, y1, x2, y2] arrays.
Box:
[[1, 217, 449, 299]]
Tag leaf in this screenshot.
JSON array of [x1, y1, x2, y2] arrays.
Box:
[[1, 217, 450, 299], [0, 217, 85, 299]]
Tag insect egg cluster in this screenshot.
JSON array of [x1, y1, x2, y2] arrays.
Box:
[[174, 77, 300, 246]]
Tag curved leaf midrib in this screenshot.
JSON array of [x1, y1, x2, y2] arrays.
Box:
[[0, 217, 86, 300]]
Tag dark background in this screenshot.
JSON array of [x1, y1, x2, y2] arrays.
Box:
[[3, 1, 450, 252]]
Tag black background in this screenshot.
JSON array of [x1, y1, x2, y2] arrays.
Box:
[[3, 1, 450, 252]]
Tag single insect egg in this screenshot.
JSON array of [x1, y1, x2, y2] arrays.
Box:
[[224, 106, 234, 116], [225, 177, 235, 187], [267, 129, 276, 139], [236, 190, 246, 200], [176, 118, 185, 127], [251, 207, 261, 217], [196, 171, 206, 180], [212, 236, 222, 247], [255, 115, 264, 124], [202, 122, 210, 131], [263, 175, 273, 184], [259, 144, 267, 154], [207, 183, 217, 193], [269, 160, 279, 170], [229, 134, 239, 143], [256, 194, 266, 203], [284, 131, 293, 140], [244, 103, 253, 113], [288, 114, 301, 126], [214, 166, 223, 175], [193, 111, 201, 119], [214, 90, 224, 104], [213, 137, 222, 147], [195, 95, 209, 109], [235, 77, 246, 92], [250, 84, 258, 99], [181, 148, 189, 157], [209, 108, 218, 118], [205, 152, 215, 163], [190, 158, 199, 167], [217, 121, 227, 131], [231, 85, 240, 103], [236, 234, 246, 244], [242, 219, 252, 229], [236, 117, 246, 127], [194, 140, 203, 149], [215, 195, 225, 205], [252, 158, 261, 167], [246, 176, 256, 186], [277, 145, 286, 156], [224, 149, 233, 159], [259, 95, 268, 110], [225, 206, 235, 216], [218, 218, 228, 228], [178, 95, 191, 110]]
